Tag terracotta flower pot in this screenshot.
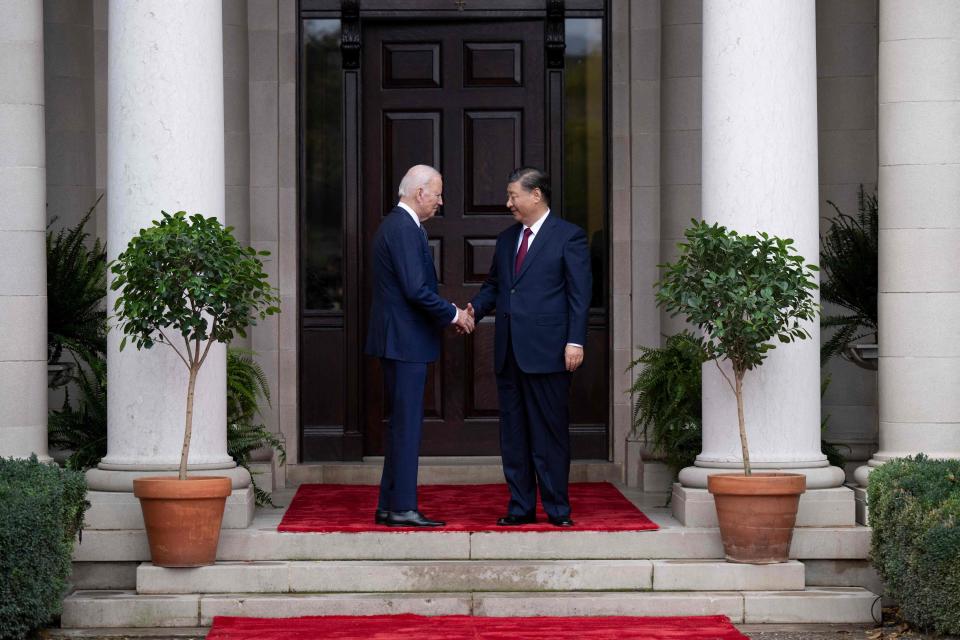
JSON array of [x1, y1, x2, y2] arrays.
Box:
[[133, 476, 232, 567], [707, 472, 806, 564]]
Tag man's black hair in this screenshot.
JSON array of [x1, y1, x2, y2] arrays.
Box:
[[508, 167, 551, 205]]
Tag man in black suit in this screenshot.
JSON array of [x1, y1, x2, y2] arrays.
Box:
[[365, 164, 474, 527], [468, 167, 592, 527]]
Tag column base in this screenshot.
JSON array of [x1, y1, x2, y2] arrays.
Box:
[[671, 484, 857, 527], [83, 486, 255, 530], [853, 460, 878, 488], [678, 464, 846, 490], [86, 464, 251, 492]]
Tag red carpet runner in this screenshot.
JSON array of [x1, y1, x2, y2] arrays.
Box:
[[277, 482, 658, 533], [207, 614, 747, 639]]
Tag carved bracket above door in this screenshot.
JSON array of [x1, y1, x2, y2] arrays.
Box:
[[545, 0, 565, 69], [341, 0, 361, 69]]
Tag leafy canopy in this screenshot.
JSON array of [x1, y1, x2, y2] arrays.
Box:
[[656, 220, 820, 378], [110, 211, 280, 357]]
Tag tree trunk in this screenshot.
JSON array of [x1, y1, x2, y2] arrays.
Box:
[[735, 372, 751, 476], [180, 366, 199, 480]]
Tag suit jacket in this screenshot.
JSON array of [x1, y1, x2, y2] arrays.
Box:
[[365, 207, 455, 363], [470, 213, 592, 374]]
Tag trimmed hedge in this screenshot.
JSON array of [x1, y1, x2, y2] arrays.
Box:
[[0, 456, 88, 640], [868, 455, 960, 635]]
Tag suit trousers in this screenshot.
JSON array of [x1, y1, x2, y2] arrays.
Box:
[[377, 358, 428, 512], [496, 337, 572, 519]]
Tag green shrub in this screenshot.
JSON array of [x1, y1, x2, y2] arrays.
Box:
[[868, 455, 960, 634], [0, 456, 89, 639]]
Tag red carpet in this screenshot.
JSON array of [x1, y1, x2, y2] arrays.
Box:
[[277, 482, 658, 533], [207, 614, 747, 639]]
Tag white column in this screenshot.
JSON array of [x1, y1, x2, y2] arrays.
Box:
[[88, 1, 246, 491], [855, 0, 960, 487], [0, 0, 51, 461], [679, 0, 844, 490]]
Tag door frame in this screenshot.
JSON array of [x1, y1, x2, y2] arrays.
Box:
[[297, 0, 611, 462]]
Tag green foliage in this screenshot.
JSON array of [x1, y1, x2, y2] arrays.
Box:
[[227, 348, 285, 507], [110, 211, 281, 479], [656, 220, 820, 474], [110, 211, 281, 353], [627, 333, 704, 476], [657, 221, 820, 377], [868, 456, 960, 634], [48, 354, 107, 471], [0, 456, 88, 640], [45, 347, 286, 507], [627, 335, 844, 475], [819, 187, 878, 364], [46, 196, 107, 373]]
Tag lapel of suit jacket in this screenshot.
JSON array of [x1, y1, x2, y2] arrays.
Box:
[[395, 207, 438, 284], [513, 213, 558, 284], [506, 223, 523, 286]]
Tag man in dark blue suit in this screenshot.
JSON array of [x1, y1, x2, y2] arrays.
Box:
[[365, 165, 474, 527], [468, 167, 592, 527]]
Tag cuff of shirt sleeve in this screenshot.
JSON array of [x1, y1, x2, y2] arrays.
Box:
[[566, 343, 583, 348], [450, 304, 459, 324]]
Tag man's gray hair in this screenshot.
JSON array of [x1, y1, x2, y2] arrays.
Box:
[[398, 164, 441, 197]]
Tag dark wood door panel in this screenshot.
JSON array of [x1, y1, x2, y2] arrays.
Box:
[[382, 112, 442, 213], [344, 17, 608, 460], [382, 43, 441, 88], [464, 42, 523, 87], [463, 110, 523, 213], [465, 320, 499, 418], [362, 20, 544, 456]]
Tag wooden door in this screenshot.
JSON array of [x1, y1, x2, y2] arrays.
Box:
[[361, 20, 545, 455]]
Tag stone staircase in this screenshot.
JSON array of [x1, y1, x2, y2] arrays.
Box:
[[61, 485, 882, 629]]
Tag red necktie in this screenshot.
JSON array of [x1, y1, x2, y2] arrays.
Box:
[[514, 227, 533, 274]]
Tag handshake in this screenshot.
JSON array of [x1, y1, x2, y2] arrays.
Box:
[[453, 302, 476, 335]]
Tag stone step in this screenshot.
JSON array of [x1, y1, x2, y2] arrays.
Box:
[[73, 525, 871, 563], [61, 587, 878, 628], [136, 559, 806, 594]]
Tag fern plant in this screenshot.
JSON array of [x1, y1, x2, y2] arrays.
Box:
[[820, 186, 878, 367], [48, 354, 108, 471], [46, 195, 108, 376], [627, 332, 705, 476], [227, 348, 286, 506]]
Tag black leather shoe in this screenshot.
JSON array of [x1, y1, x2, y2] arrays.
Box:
[[548, 515, 574, 527], [497, 513, 537, 526], [385, 510, 446, 527], [374, 509, 390, 525]]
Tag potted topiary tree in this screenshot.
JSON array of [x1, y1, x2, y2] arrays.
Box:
[[110, 211, 280, 567], [657, 220, 820, 563]]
